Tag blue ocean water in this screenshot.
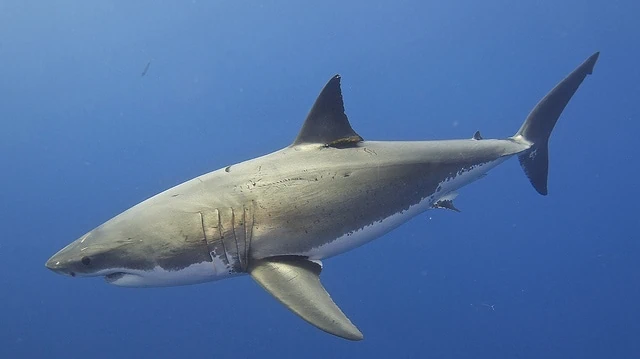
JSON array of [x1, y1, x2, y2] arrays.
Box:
[[1, 1, 639, 358]]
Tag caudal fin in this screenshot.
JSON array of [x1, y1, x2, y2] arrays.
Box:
[[513, 52, 600, 195]]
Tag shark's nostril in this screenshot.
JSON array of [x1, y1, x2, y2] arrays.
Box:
[[70, 272, 76, 277]]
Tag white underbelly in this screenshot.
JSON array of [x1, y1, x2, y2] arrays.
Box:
[[303, 157, 508, 260], [304, 195, 434, 260]]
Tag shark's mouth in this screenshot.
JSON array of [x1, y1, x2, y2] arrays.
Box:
[[104, 272, 128, 283], [102, 270, 152, 287], [100, 262, 221, 287]]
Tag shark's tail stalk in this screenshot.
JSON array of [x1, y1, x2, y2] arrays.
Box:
[[512, 52, 599, 195]]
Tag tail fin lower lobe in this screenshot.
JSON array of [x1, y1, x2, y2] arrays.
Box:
[[514, 52, 599, 195]]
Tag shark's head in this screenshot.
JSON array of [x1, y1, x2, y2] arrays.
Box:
[[45, 201, 229, 287]]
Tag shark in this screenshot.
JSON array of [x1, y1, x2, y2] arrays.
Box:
[[46, 52, 599, 340]]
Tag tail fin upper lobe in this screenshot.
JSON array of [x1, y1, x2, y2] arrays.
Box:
[[513, 52, 600, 195]]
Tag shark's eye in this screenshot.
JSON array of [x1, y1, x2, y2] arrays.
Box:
[[81, 256, 91, 266]]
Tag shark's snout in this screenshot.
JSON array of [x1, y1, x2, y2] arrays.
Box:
[[44, 257, 59, 271], [45, 232, 96, 278], [45, 257, 59, 271], [45, 251, 78, 277]]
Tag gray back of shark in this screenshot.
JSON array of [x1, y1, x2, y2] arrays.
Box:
[[46, 52, 599, 341]]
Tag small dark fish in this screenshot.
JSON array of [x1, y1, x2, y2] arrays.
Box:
[[141, 61, 151, 77]]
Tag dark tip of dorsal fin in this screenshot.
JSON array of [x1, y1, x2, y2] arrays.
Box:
[[472, 130, 483, 140], [292, 75, 363, 147]]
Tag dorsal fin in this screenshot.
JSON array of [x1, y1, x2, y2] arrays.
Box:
[[292, 75, 363, 147], [472, 130, 483, 140]]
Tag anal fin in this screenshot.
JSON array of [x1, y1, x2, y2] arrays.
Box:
[[249, 256, 363, 341]]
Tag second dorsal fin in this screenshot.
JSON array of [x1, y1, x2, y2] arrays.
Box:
[[432, 192, 461, 212], [292, 75, 363, 147]]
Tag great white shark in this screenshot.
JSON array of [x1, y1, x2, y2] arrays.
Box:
[[46, 52, 599, 340]]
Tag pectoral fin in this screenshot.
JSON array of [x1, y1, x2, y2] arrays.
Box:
[[248, 256, 363, 341]]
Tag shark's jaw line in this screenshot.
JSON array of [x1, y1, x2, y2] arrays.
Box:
[[104, 271, 136, 284], [98, 261, 233, 288], [92, 252, 242, 288]]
